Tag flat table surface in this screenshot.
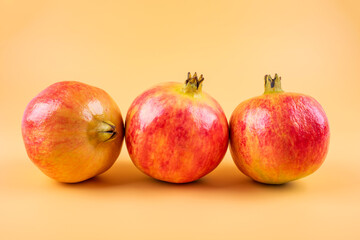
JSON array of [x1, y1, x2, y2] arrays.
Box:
[[1, 152, 359, 240]]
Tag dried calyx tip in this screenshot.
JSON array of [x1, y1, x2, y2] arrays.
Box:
[[264, 73, 283, 93], [185, 72, 204, 90], [97, 121, 117, 142]]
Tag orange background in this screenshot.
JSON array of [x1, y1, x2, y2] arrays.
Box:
[[1, 0, 360, 239]]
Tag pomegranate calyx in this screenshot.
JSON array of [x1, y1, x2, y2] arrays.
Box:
[[183, 72, 204, 94], [264, 73, 284, 94], [97, 120, 117, 142]]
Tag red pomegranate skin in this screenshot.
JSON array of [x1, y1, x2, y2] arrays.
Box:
[[22, 81, 124, 183], [230, 74, 330, 184], [125, 73, 229, 183]]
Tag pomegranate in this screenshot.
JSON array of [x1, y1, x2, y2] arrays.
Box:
[[125, 73, 229, 183], [229, 74, 330, 184], [22, 81, 124, 183]]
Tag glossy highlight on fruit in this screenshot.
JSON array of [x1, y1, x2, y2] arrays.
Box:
[[229, 74, 330, 184], [22, 81, 124, 183], [125, 73, 229, 183]]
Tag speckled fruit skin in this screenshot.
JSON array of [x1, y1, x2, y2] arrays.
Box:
[[230, 75, 330, 184], [125, 75, 229, 183], [22, 81, 124, 183]]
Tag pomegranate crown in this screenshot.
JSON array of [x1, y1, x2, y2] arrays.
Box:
[[264, 73, 284, 94], [185, 72, 204, 90]]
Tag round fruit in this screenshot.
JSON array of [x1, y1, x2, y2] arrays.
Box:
[[229, 74, 330, 184], [125, 73, 229, 183], [22, 81, 124, 183]]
